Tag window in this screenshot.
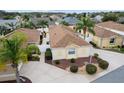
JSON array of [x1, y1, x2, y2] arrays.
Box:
[[110, 37, 115, 44], [68, 48, 75, 55]]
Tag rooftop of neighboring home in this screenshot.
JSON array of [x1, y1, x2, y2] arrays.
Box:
[[30, 17, 55, 25], [0, 19, 20, 29], [62, 17, 80, 25], [94, 21, 124, 38], [94, 26, 117, 38], [97, 21, 124, 31], [5, 28, 40, 43], [49, 25, 90, 48], [0, 19, 17, 25]]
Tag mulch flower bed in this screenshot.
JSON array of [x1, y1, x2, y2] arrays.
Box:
[[45, 56, 97, 69]]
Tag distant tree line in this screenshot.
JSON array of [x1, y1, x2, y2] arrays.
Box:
[[0, 10, 20, 19]]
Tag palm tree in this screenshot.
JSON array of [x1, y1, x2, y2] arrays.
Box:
[[21, 21, 36, 29], [76, 15, 95, 40], [0, 25, 4, 35], [22, 15, 30, 22], [0, 25, 8, 35], [0, 32, 27, 83], [6, 22, 17, 31]]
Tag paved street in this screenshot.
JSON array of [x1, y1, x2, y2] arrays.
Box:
[[92, 65, 124, 83]]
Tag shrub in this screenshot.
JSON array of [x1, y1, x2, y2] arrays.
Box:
[[121, 45, 124, 48], [70, 65, 78, 73], [120, 48, 124, 52], [0, 63, 6, 71], [28, 55, 40, 61], [117, 45, 120, 48], [46, 48, 51, 51], [98, 60, 109, 69], [55, 60, 60, 65], [32, 56, 40, 61], [86, 64, 97, 75], [94, 53, 99, 59], [27, 44, 41, 56], [70, 58, 75, 63], [45, 48, 52, 60]]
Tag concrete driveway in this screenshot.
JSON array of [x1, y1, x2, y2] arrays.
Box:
[[20, 62, 89, 83], [92, 48, 124, 67]]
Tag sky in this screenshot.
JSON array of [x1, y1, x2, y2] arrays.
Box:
[[6, 10, 122, 13]]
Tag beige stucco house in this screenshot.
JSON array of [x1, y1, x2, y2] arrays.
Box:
[[92, 21, 124, 48], [49, 25, 91, 60], [77, 21, 124, 48]]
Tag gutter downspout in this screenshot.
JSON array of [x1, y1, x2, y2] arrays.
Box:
[[122, 36, 124, 46], [89, 46, 92, 64]]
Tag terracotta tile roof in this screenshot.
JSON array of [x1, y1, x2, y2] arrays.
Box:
[[94, 21, 124, 38], [94, 26, 117, 38], [49, 25, 90, 48], [15, 28, 40, 43], [97, 21, 124, 32]]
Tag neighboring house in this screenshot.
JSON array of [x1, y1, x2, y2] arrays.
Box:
[[49, 25, 91, 60], [30, 17, 55, 25], [0, 19, 20, 29], [118, 17, 124, 24], [50, 15, 61, 21], [0, 19, 17, 25], [16, 28, 40, 45], [61, 17, 80, 26], [92, 15, 103, 23], [87, 21, 124, 48], [5, 28, 40, 45]]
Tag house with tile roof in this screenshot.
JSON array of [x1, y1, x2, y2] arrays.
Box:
[[86, 21, 124, 48], [49, 25, 91, 60], [5, 28, 40, 45]]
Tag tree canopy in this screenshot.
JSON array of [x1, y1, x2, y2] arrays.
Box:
[[102, 13, 119, 22]]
